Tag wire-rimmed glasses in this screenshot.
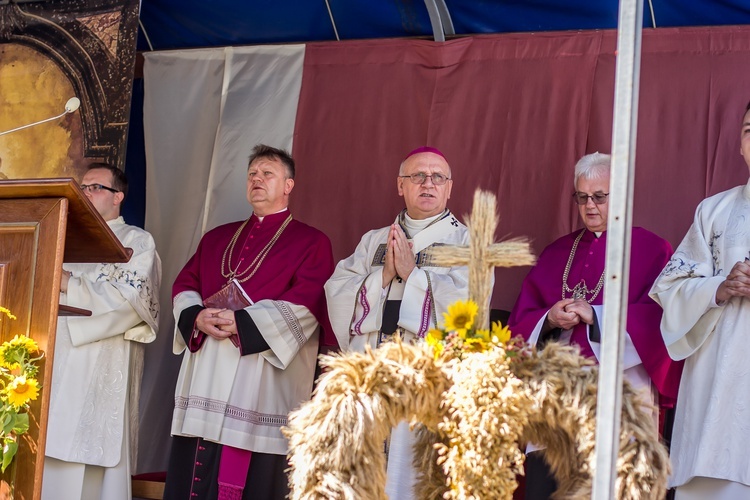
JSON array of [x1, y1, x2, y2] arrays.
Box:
[[399, 172, 451, 186]]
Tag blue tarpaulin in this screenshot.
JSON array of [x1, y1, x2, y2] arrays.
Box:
[[137, 0, 750, 50]]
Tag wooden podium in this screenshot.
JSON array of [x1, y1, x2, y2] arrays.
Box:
[[0, 178, 131, 500]]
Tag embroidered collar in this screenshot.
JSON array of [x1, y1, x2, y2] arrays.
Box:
[[397, 209, 450, 239]]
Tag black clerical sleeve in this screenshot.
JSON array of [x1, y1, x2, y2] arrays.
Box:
[[178, 304, 205, 352], [235, 310, 271, 355], [538, 327, 562, 349], [589, 314, 601, 343]]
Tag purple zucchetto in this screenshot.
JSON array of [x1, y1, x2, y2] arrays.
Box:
[[404, 146, 447, 161]]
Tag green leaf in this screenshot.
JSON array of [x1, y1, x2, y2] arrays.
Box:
[[2, 439, 17, 473], [2, 412, 14, 435], [13, 413, 28, 434]]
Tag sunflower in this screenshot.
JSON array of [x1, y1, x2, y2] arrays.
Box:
[[426, 329, 445, 359], [491, 321, 512, 344], [5, 375, 39, 408], [0, 355, 21, 371], [442, 300, 478, 334], [0, 335, 39, 377], [0, 345, 16, 370], [431, 341, 444, 360], [0, 307, 16, 321], [464, 337, 488, 352], [426, 328, 444, 345], [6, 335, 38, 353], [474, 328, 491, 342]]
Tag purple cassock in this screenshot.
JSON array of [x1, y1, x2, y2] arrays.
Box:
[[166, 210, 335, 500], [172, 210, 336, 347], [508, 227, 683, 407]]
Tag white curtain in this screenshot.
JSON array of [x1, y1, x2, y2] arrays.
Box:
[[140, 44, 305, 473]]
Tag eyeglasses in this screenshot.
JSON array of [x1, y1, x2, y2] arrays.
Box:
[[80, 183, 119, 194], [399, 172, 451, 186], [573, 192, 609, 205]]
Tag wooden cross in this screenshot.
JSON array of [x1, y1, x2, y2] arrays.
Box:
[[427, 189, 536, 330]]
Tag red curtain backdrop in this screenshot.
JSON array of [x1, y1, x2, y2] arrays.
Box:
[[290, 26, 750, 312]]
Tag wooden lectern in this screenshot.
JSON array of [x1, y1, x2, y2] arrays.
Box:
[[0, 178, 131, 500]]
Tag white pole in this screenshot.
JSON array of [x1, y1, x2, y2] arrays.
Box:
[[592, 0, 643, 498]]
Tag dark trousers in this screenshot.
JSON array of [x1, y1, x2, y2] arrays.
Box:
[[163, 436, 289, 500], [524, 451, 558, 500]]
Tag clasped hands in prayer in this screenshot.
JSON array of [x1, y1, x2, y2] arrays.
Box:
[[716, 258, 750, 304], [196, 308, 237, 340], [382, 224, 416, 286], [546, 298, 595, 331]]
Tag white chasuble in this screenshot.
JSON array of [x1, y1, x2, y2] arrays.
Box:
[[650, 179, 750, 489], [171, 294, 321, 455], [325, 211, 470, 500], [46, 217, 161, 468], [325, 211, 469, 353]]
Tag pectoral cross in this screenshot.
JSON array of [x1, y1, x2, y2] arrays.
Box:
[[572, 281, 588, 300], [426, 190, 536, 330]]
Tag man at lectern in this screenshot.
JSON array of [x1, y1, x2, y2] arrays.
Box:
[[41, 163, 161, 500]]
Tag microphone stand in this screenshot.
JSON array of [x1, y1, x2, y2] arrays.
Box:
[[0, 97, 80, 137]]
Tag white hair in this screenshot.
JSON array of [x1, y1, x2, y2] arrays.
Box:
[[574, 152, 611, 186]]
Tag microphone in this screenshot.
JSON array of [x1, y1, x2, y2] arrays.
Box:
[[65, 97, 81, 113], [0, 97, 81, 137]]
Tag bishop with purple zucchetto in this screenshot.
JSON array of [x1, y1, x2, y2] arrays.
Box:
[[325, 146, 470, 499]]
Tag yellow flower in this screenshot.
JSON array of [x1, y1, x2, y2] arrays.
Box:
[[431, 342, 444, 360], [0, 346, 14, 370], [442, 300, 478, 333], [0, 307, 16, 321], [474, 328, 491, 342], [0, 358, 21, 371], [5, 375, 39, 408], [426, 328, 444, 345], [0, 335, 39, 374], [426, 329, 445, 359], [6, 335, 38, 353], [491, 321, 512, 344], [464, 337, 488, 352]]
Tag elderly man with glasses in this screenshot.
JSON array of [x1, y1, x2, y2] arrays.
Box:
[[508, 152, 683, 500], [42, 163, 161, 500], [325, 146, 469, 499]]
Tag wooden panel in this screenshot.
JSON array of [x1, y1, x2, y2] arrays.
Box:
[[0, 226, 36, 344], [132, 479, 165, 500], [0, 263, 7, 340], [0, 178, 131, 263], [0, 197, 67, 500]]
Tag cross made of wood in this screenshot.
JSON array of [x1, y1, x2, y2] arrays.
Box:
[[426, 189, 536, 330]]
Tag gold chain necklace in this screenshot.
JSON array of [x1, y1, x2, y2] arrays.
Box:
[[561, 229, 605, 303], [221, 213, 293, 284]]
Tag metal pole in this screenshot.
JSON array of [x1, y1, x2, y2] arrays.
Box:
[[423, 0, 446, 42], [434, 0, 455, 36], [592, 0, 643, 498], [323, 0, 341, 41]]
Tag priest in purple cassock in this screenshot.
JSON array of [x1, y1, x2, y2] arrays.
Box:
[[508, 152, 683, 500], [163, 145, 334, 500]]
